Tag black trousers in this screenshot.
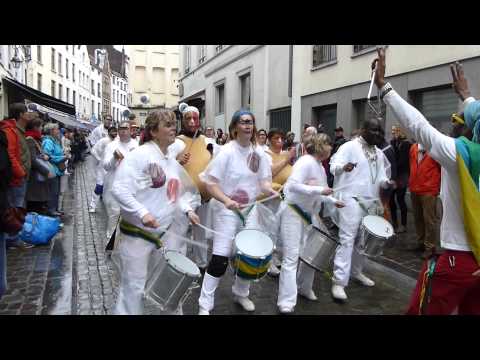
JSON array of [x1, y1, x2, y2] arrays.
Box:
[[389, 187, 408, 226]]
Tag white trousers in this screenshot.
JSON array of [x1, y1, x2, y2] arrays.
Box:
[[112, 232, 183, 315], [104, 186, 120, 242], [198, 204, 251, 312], [332, 198, 366, 287], [277, 203, 316, 309], [164, 203, 210, 269]]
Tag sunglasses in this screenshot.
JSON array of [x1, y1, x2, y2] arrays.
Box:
[[239, 119, 254, 126], [451, 113, 465, 125]]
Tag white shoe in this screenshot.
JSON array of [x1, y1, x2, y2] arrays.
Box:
[[353, 273, 375, 287], [298, 289, 318, 301], [331, 284, 348, 300], [279, 306, 294, 314], [198, 307, 210, 315], [268, 263, 280, 277], [233, 296, 255, 312], [88, 208, 96, 213]]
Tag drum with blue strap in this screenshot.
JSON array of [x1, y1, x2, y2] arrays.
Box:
[[231, 229, 273, 281]]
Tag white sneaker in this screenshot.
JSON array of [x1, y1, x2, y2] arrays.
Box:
[[268, 263, 280, 277], [88, 208, 96, 213], [353, 273, 375, 287], [298, 289, 318, 301], [198, 307, 210, 315], [233, 296, 255, 312], [331, 284, 348, 300], [279, 306, 294, 314]]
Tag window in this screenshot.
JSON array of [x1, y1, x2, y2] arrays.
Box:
[[354, 98, 386, 130], [98, 103, 101, 117], [198, 45, 206, 64], [66, 59, 69, 79], [215, 45, 224, 53], [312, 45, 337, 67], [66, 88, 70, 103], [72, 63, 75, 82], [97, 83, 101, 97], [240, 73, 251, 110], [72, 90, 76, 107], [215, 83, 225, 115], [51, 48, 55, 71], [185, 46, 191, 73], [91, 79, 95, 95], [51, 80, 56, 97], [37, 45, 42, 63], [37, 73, 42, 91], [269, 107, 292, 133], [72, 46, 75, 55], [411, 86, 458, 135], [313, 104, 338, 138], [92, 100, 95, 115], [58, 53, 62, 75], [58, 84, 63, 100], [66, 45, 69, 51], [353, 45, 375, 53]]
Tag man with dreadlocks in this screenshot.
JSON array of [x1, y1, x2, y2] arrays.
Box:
[[168, 103, 219, 272], [373, 48, 480, 315]]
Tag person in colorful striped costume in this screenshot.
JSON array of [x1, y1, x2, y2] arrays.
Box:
[[372, 48, 480, 314]]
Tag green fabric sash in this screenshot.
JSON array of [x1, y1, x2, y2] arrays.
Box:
[[119, 219, 166, 249]]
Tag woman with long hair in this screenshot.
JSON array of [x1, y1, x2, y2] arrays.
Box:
[[197, 109, 275, 315]]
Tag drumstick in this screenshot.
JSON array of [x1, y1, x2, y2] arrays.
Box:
[[239, 188, 283, 209], [157, 226, 210, 249], [194, 223, 235, 240]]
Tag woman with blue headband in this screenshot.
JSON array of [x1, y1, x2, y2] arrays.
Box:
[[197, 109, 276, 315], [373, 49, 480, 315]]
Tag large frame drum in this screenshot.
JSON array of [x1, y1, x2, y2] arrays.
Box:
[[300, 225, 339, 272], [231, 229, 273, 281], [356, 215, 394, 258], [145, 250, 201, 311]]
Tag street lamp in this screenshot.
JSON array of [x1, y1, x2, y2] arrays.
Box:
[[10, 46, 22, 69]]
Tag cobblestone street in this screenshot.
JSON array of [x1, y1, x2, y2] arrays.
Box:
[[1, 155, 420, 315]]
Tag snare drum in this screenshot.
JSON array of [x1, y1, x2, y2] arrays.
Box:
[[231, 229, 273, 281], [300, 225, 339, 272], [357, 215, 394, 258], [145, 250, 201, 311]]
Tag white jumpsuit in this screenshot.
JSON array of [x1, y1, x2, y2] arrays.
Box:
[[89, 136, 113, 210], [111, 141, 195, 315], [277, 154, 338, 309], [329, 137, 390, 287], [197, 141, 272, 312], [102, 138, 139, 241]]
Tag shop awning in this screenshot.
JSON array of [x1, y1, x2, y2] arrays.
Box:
[[2, 76, 76, 115]]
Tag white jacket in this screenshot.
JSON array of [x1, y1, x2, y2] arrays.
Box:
[[383, 89, 473, 252], [112, 141, 198, 234]]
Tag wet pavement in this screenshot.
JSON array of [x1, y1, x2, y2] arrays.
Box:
[[1, 155, 422, 315]]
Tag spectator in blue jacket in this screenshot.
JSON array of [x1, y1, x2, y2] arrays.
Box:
[[42, 123, 68, 217]]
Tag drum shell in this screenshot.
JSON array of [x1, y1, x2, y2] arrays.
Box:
[[357, 225, 389, 258], [145, 253, 201, 311], [300, 226, 338, 272], [231, 229, 273, 281]]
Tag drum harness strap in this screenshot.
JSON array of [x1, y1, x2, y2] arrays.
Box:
[[119, 219, 169, 249], [418, 254, 439, 315], [232, 205, 255, 227], [287, 202, 336, 280]]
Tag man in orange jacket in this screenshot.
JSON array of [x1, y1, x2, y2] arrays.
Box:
[[409, 143, 442, 259]]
